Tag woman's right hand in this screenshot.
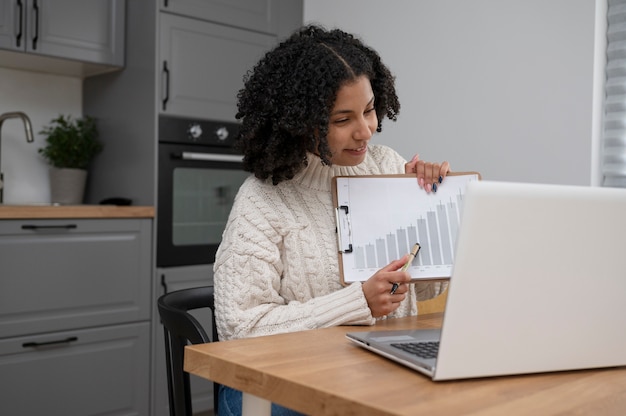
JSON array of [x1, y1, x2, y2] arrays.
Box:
[[361, 255, 412, 317]]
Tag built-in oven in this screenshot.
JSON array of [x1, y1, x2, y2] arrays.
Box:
[[157, 115, 250, 268]]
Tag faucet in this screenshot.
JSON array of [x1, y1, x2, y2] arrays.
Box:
[[0, 112, 35, 203]]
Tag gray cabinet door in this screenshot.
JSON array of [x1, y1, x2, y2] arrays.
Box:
[[0, 322, 150, 416], [0, 218, 151, 338], [0, 0, 125, 66], [160, 12, 276, 121], [0, 0, 25, 50], [161, 0, 278, 34], [28, 0, 125, 66]]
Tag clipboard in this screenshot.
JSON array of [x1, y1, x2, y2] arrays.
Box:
[[332, 172, 481, 286]]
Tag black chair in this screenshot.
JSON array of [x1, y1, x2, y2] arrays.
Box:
[[158, 286, 219, 416]]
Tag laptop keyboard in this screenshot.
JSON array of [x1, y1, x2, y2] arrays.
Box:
[[390, 341, 439, 359]]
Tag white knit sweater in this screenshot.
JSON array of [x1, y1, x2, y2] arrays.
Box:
[[214, 144, 438, 341]]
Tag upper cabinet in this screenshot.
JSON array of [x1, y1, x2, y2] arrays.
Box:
[[160, 0, 278, 34], [159, 13, 275, 121], [158, 0, 302, 121], [0, 0, 125, 77]]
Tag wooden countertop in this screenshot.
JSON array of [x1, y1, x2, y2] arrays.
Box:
[[0, 205, 155, 219]]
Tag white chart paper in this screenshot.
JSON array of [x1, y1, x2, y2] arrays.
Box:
[[334, 174, 480, 284]]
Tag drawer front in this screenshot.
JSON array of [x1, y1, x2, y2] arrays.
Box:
[[0, 218, 151, 337], [0, 322, 150, 416]]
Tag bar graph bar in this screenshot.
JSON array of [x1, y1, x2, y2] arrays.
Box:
[[352, 195, 462, 271]]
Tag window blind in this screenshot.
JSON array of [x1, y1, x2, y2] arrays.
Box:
[[604, 0, 626, 187]]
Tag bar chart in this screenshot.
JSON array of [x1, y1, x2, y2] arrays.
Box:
[[335, 174, 479, 283]]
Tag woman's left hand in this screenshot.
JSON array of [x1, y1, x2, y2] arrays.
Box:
[[405, 154, 451, 193]]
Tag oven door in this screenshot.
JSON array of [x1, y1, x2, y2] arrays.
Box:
[[157, 143, 249, 267]]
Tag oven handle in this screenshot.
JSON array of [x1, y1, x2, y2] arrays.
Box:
[[177, 152, 244, 163]]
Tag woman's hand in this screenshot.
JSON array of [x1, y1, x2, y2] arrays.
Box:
[[362, 254, 413, 317], [405, 154, 451, 193]]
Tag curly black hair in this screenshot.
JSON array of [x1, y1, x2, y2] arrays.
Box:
[[235, 24, 400, 185]]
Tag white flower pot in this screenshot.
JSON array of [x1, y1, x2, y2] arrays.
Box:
[[49, 167, 87, 205]]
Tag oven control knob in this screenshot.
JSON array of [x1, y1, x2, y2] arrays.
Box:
[[188, 123, 203, 141], [215, 126, 229, 141]]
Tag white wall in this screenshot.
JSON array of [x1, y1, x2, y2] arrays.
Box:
[[0, 67, 82, 203], [304, 0, 605, 186]]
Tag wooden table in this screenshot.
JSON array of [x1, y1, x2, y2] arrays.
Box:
[[184, 313, 626, 415]]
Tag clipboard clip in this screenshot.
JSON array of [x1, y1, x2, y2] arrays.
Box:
[[335, 205, 353, 253]]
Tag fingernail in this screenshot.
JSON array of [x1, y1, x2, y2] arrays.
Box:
[[411, 154, 419, 162], [418, 177, 425, 188], [438, 175, 443, 184], [432, 183, 438, 193], [426, 183, 432, 193]]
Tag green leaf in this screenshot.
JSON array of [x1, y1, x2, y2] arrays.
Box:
[[38, 114, 103, 169]]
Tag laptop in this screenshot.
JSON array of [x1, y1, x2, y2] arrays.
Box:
[[346, 180, 626, 380]]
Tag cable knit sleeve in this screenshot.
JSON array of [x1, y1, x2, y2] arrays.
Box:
[[214, 178, 375, 341]]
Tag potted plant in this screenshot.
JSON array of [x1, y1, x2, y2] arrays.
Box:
[[38, 114, 103, 204]]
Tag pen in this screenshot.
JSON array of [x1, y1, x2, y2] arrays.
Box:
[[390, 243, 421, 294]]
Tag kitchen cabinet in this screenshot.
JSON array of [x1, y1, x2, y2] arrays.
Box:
[[0, 323, 149, 416], [160, 12, 275, 121], [0, 0, 125, 77], [161, 0, 280, 35], [0, 218, 152, 416]]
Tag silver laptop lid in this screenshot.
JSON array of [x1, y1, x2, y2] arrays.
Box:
[[434, 181, 626, 380]]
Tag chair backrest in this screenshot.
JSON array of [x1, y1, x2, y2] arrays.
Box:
[[417, 287, 448, 315], [157, 286, 218, 416]]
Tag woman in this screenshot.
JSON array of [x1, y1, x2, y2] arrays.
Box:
[[214, 24, 450, 415]]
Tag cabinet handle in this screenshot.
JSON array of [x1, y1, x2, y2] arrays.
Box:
[[32, 0, 39, 50], [21, 224, 78, 230], [162, 61, 170, 111], [176, 152, 244, 163], [16, 0, 23, 47], [161, 273, 168, 294], [23, 336, 78, 348]]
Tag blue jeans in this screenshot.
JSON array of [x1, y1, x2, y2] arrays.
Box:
[[218, 385, 306, 416]]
